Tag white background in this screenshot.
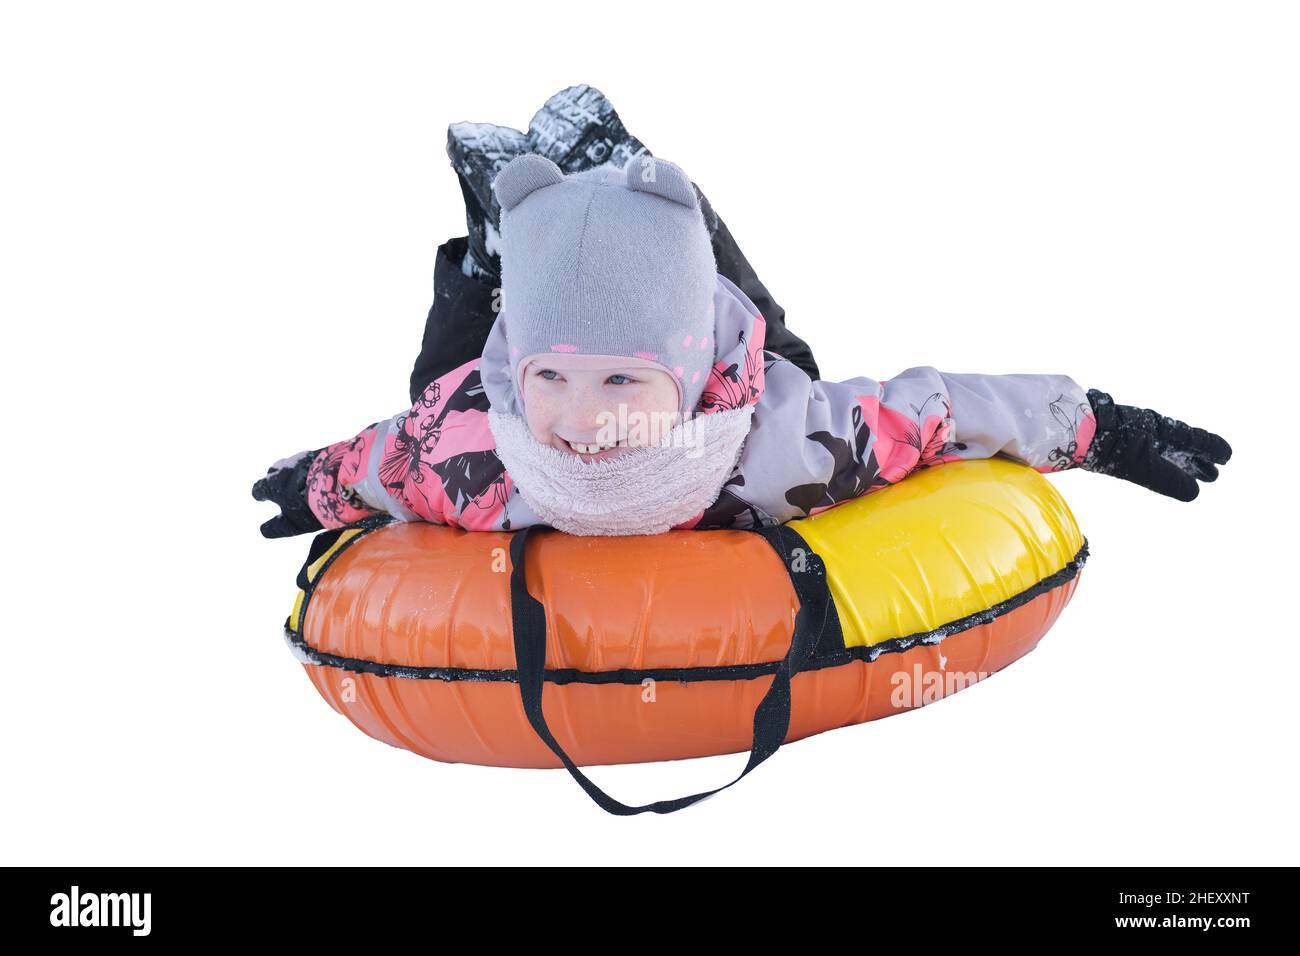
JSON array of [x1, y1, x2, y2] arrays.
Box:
[[2, 1, 1296, 865]]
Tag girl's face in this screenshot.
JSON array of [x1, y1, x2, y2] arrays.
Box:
[[522, 363, 681, 462]]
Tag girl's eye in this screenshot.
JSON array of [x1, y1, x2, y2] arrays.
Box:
[[538, 369, 561, 381], [606, 374, 634, 385]]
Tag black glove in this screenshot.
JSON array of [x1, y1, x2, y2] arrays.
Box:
[[251, 449, 324, 538], [1081, 390, 1232, 501]]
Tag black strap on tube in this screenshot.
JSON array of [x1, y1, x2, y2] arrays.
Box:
[[507, 522, 833, 815]]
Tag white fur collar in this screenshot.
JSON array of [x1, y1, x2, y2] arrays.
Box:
[[487, 405, 754, 536]]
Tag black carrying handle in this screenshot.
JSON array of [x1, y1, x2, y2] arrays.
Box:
[[508, 523, 833, 816], [293, 515, 394, 594]]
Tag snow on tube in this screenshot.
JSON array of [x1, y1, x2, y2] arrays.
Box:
[[284, 458, 1087, 813]]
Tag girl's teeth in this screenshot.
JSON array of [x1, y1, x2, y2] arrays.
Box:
[[567, 439, 623, 454]]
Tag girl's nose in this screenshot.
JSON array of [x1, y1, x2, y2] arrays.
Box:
[[563, 390, 620, 437]]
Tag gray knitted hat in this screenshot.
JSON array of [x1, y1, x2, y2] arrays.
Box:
[[491, 152, 719, 417]]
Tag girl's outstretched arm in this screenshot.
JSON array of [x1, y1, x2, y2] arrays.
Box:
[[251, 416, 408, 537], [253, 359, 502, 536], [734, 358, 1227, 525], [254, 384, 452, 537]]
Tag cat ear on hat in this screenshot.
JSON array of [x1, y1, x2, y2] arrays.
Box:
[[493, 154, 565, 212], [622, 154, 699, 209]]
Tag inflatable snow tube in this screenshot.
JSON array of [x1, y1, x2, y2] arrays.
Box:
[[284, 458, 1087, 813]]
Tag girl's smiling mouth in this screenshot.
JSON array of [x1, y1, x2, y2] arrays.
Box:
[[557, 435, 632, 461]]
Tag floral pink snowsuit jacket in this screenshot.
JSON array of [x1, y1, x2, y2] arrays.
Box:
[[305, 275, 1097, 533]]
